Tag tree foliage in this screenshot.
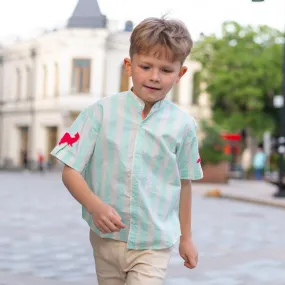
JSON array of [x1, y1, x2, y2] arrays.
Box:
[[192, 21, 283, 139], [199, 120, 230, 165]]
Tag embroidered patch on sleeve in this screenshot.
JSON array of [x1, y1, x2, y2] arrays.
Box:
[[59, 132, 80, 147]]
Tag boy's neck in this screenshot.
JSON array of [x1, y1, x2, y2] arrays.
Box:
[[131, 87, 161, 117], [143, 102, 154, 117]]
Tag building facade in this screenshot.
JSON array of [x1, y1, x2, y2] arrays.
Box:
[[0, 0, 211, 169]]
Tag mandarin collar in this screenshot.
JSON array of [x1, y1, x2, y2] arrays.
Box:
[[127, 89, 164, 110]]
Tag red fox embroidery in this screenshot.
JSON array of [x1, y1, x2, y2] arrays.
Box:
[[59, 132, 80, 147]]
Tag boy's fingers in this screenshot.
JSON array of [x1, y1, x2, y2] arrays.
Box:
[[184, 261, 196, 269], [190, 257, 197, 266], [99, 223, 110, 234], [112, 209, 122, 220], [104, 219, 120, 232], [112, 215, 126, 229]]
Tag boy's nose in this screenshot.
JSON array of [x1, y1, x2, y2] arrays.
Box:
[[150, 70, 160, 82]]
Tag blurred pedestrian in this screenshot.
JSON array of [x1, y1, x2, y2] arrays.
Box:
[[37, 151, 44, 173], [253, 145, 266, 180], [23, 150, 28, 170], [241, 148, 251, 179]]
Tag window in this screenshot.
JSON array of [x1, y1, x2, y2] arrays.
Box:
[[16, 68, 21, 100], [54, 63, 59, 97], [71, 59, 91, 93], [26, 66, 32, 99], [120, 64, 129, 92], [192, 72, 201, 105], [43, 64, 47, 98]]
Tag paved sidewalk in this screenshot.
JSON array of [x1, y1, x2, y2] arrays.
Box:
[[0, 271, 70, 285], [1, 172, 285, 285], [193, 180, 285, 209]]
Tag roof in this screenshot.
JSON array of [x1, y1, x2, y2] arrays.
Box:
[[67, 0, 107, 29]]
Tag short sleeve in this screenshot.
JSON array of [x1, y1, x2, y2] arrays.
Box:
[[50, 103, 102, 173], [176, 118, 203, 180]]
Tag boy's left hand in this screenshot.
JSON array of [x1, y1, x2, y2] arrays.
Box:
[[179, 236, 198, 269]]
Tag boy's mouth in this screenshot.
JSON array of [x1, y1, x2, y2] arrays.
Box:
[[144, 85, 162, 91]]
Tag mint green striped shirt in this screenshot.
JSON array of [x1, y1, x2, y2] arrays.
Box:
[[51, 90, 203, 250]]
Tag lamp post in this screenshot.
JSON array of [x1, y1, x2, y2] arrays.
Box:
[[0, 54, 3, 168], [252, 0, 285, 197], [273, 42, 285, 197]]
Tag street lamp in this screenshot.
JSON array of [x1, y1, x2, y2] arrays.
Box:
[[273, 94, 285, 197], [273, 32, 285, 197], [273, 46, 285, 198], [252, 0, 285, 197], [0, 54, 3, 168]]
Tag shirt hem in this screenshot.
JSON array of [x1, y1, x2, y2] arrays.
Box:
[[180, 174, 204, 180], [51, 152, 83, 173], [84, 216, 179, 250]]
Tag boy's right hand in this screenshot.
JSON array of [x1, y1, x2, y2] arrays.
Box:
[[91, 201, 126, 234]]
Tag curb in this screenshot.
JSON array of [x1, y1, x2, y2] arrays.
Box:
[[204, 189, 285, 210], [220, 194, 285, 210]]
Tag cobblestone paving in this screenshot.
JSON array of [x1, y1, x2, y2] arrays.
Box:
[[0, 172, 285, 285]]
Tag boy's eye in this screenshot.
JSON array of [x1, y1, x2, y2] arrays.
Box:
[[162, 69, 172, 73], [140, 65, 150, 70]]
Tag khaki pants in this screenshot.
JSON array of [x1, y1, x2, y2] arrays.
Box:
[[89, 229, 173, 285]]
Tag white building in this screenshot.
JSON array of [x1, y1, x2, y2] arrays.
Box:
[[0, 0, 211, 170]]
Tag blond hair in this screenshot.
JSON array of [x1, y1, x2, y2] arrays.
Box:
[[129, 17, 193, 64]]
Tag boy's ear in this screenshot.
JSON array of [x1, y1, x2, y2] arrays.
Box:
[[124, 58, 132, 77], [176, 66, 188, 83]]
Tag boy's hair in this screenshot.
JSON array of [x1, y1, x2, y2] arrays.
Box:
[[129, 17, 193, 64]]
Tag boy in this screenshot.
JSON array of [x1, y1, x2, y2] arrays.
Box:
[[51, 16, 203, 285]]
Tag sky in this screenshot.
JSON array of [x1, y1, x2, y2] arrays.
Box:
[[0, 0, 284, 43]]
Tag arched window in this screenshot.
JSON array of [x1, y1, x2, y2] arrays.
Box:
[[120, 64, 129, 92], [71, 59, 91, 93]]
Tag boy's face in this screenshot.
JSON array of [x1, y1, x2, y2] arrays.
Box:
[[124, 48, 187, 105]]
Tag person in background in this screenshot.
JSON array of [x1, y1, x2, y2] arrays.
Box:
[[253, 145, 267, 180], [37, 151, 44, 172], [23, 150, 28, 170], [241, 147, 251, 179]]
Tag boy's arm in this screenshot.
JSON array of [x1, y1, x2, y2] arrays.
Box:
[[176, 118, 202, 269], [179, 179, 198, 269], [62, 165, 102, 214], [179, 179, 192, 240], [62, 165, 125, 233]]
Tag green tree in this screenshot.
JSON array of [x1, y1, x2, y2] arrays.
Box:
[[192, 21, 283, 140], [199, 120, 230, 165]]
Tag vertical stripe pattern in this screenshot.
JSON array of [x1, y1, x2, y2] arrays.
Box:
[[51, 90, 203, 250]]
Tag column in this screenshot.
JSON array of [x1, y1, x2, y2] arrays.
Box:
[[28, 48, 38, 170]]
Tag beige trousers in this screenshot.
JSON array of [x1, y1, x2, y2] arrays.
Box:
[[89, 229, 173, 285]]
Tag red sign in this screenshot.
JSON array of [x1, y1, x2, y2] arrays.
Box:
[[221, 133, 241, 141]]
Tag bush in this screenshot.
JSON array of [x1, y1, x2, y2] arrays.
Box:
[[199, 120, 230, 165], [268, 152, 284, 172]]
